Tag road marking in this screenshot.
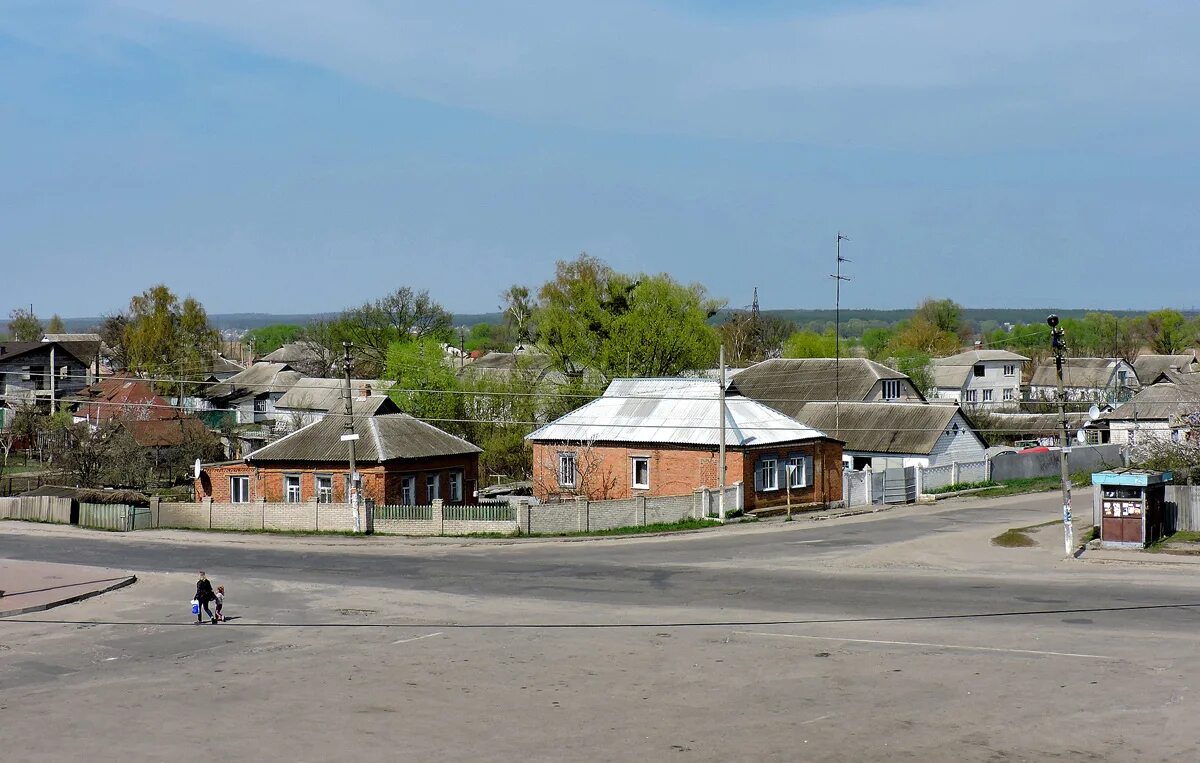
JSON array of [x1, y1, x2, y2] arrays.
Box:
[[787, 540, 825, 544], [800, 714, 832, 725], [392, 632, 444, 645], [733, 631, 1116, 660]]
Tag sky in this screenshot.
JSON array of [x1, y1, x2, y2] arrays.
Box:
[[2, 1, 1199, 318]]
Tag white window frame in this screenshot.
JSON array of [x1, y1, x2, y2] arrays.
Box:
[[400, 475, 416, 506], [964, 389, 978, 403], [1003, 388, 1014, 401], [1003, 364, 1016, 377], [982, 389, 993, 403], [558, 452, 576, 488], [787, 456, 807, 488], [759, 458, 778, 491], [882, 380, 901, 400], [230, 476, 249, 503], [448, 471, 464, 503], [631, 457, 650, 489], [426, 473, 440, 502], [316, 475, 333, 504], [284, 475, 302, 503]]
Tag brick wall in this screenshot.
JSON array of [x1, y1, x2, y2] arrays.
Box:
[[738, 440, 844, 510], [531, 442, 746, 501]]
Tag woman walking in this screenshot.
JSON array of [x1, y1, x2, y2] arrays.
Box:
[[194, 571, 217, 625]]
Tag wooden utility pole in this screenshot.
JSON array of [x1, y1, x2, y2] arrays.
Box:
[[1049, 314, 1074, 557]]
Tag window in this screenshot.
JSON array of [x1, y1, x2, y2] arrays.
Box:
[[426, 473, 440, 502], [964, 390, 978, 403], [558, 452, 576, 488], [1003, 388, 1014, 401], [448, 471, 464, 503], [758, 458, 778, 491], [316, 475, 333, 503], [1172, 429, 1182, 443], [230, 476, 249, 503], [1117, 370, 1128, 386], [400, 476, 416, 506], [973, 364, 985, 378], [632, 457, 650, 489], [1003, 364, 1016, 377], [882, 380, 902, 400], [253, 398, 269, 413], [285, 475, 302, 503], [982, 389, 993, 403], [787, 456, 808, 488]]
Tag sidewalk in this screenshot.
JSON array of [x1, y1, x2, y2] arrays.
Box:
[[1077, 546, 1200, 567], [0, 559, 137, 617]]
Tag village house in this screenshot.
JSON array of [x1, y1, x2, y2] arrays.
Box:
[[195, 408, 482, 506], [197, 361, 303, 426], [1131, 353, 1198, 386], [1028, 357, 1140, 404], [1099, 371, 1200, 447], [727, 357, 925, 407], [272, 378, 394, 434], [0, 340, 99, 427], [525, 378, 844, 510], [929, 349, 1028, 408]]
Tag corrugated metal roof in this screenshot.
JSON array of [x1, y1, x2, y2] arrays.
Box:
[[727, 358, 913, 418], [1029, 358, 1129, 389], [275, 378, 393, 411], [526, 378, 829, 447], [793, 401, 974, 455], [42, 333, 102, 343], [1132, 354, 1197, 385], [247, 412, 480, 463], [204, 363, 303, 400]]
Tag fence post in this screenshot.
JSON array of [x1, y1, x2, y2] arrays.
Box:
[[575, 496, 587, 532], [636, 495, 647, 526], [149, 497, 161, 529], [433, 499, 444, 535], [204, 497, 213, 529], [510, 498, 531, 534], [951, 462, 960, 486], [914, 466, 924, 498]]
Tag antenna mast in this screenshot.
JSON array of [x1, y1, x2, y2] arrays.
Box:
[[831, 233, 851, 437]]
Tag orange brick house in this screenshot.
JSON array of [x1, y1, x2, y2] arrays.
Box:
[[526, 379, 843, 510], [195, 411, 482, 506]]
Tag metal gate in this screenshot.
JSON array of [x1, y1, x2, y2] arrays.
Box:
[[883, 467, 917, 504]]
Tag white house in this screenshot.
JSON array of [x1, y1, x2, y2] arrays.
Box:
[[929, 350, 1028, 408], [1100, 371, 1200, 446], [1028, 358, 1139, 404]]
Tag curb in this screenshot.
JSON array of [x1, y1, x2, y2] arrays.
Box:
[[0, 575, 138, 619]]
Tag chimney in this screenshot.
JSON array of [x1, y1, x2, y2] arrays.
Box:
[[359, 383, 371, 398], [974, 340, 983, 350]]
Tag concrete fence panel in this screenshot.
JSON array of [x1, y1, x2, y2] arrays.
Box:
[[990, 444, 1122, 483]]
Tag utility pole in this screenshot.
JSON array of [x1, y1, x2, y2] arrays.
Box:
[[341, 342, 363, 533], [717, 344, 728, 522], [1048, 314, 1074, 557], [831, 233, 851, 437]]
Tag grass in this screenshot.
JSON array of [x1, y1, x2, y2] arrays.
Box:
[[927, 480, 998, 495], [1147, 530, 1200, 554], [990, 518, 1061, 548], [975, 472, 1092, 498]]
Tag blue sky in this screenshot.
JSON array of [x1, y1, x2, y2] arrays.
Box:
[[2, 1, 1198, 317]]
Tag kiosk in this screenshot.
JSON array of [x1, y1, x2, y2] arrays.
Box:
[[1092, 468, 1172, 549]]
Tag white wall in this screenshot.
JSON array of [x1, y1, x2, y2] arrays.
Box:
[[928, 412, 987, 466]]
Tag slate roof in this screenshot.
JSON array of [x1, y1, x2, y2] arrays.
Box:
[[1029, 358, 1131, 389], [526, 378, 830, 448], [0, 340, 97, 366], [1100, 376, 1200, 422], [261, 342, 324, 365], [726, 358, 914, 419], [930, 350, 1028, 389], [246, 412, 480, 463], [792, 401, 978, 455], [1132, 354, 1197, 385], [275, 378, 394, 411], [42, 333, 102, 343], [205, 363, 303, 400], [209, 352, 245, 377]]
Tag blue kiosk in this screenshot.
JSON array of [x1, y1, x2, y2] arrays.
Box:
[[1092, 468, 1172, 549]]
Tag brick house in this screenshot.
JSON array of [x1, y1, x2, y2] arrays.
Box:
[[526, 378, 843, 510], [195, 412, 482, 506]]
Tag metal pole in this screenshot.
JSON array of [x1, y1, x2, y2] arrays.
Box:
[[1049, 315, 1074, 557], [342, 342, 362, 533], [718, 344, 727, 521], [831, 233, 851, 438]]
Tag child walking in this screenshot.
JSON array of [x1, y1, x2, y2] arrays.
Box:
[[214, 585, 226, 623]]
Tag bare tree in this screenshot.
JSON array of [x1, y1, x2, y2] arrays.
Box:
[[533, 439, 618, 501]]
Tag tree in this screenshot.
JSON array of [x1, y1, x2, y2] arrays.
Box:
[[781, 329, 849, 359], [46, 314, 66, 334], [295, 319, 352, 378], [914, 298, 971, 340], [122, 285, 219, 387], [890, 349, 934, 396], [385, 339, 463, 430], [719, 312, 794, 365], [49, 421, 119, 488], [338, 288, 453, 377], [244, 324, 303, 355], [861, 327, 893, 361], [502, 285, 535, 344], [98, 313, 130, 370], [7, 307, 43, 341], [1147, 309, 1190, 354]]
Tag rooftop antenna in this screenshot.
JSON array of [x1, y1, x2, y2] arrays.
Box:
[[831, 233, 851, 436]]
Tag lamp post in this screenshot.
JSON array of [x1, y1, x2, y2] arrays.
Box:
[[1048, 314, 1073, 556]]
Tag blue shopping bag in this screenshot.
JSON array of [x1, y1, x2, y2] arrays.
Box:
[[191, 599, 200, 615]]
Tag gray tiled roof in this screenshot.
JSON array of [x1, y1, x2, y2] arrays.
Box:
[[1132, 354, 1197, 385], [1029, 358, 1128, 389], [727, 358, 913, 419], [275, 378, 393, 411], [204, 362, 303, 400], [792, 401, 976, 455], [247, 412, 480, 463], [1101, 376, 1200, 422]]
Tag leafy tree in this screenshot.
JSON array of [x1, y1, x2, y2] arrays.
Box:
[[122, 285, 219, 387], [502, 285, 535, 344], [7, 307, 43, 341], [98, 313, 130, 370], [46, 314, 66, 334], [463, 322, 515, 353], [861, 327, 893, 361], [338, 288, 453, 377], [245, 324, 303, 355], [914, 298, 972, 340], [385, 339, 463, 429], [1147, 309, 1190, 354], [719, 312, 794, 365], [890, 348, 934, 395], [782, 329, 842, 359], [890, 316, 961, 356]]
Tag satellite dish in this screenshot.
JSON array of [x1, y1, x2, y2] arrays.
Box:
[[1088, 404, 1101, 421], [193, 459, 202, 480], [1076, 429, 1087, 444]]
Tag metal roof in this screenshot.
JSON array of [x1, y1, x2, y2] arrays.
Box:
[[247, 412, 480, 463], [792, 401, 979, 455], [526, 378, 829, 447], [42, 333, 102, 343], [274, 378, 394, 411], [1029, 358, 1132, 389], [727, 358, 914, 418]]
